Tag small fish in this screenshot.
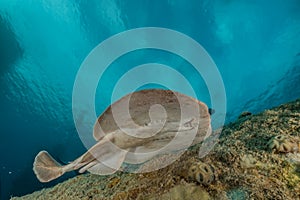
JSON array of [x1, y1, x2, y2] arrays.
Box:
[[208, 108, 215, 115], [33, 89, 211, 182]]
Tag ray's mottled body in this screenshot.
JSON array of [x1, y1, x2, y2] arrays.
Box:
[[33, 89, 211, 182]]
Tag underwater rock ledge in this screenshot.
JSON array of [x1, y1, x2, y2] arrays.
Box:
[[11, 99, 300, 200]]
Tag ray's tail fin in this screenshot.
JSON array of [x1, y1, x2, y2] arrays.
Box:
[[33, 151, 65, 182]]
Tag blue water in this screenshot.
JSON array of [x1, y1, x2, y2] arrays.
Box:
[[0, 0, 300, 199]]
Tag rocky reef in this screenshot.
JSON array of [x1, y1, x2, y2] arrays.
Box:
[[11, 99, 300, 200]]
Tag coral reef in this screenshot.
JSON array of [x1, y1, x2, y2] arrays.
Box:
[[11, 99, 300, 200], [186, 161, 215, 186]]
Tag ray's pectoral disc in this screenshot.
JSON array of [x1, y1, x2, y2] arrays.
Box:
[[33, 89, 212, 182]]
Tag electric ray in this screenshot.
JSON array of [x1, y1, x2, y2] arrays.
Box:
[[33, 89, 212, 182]]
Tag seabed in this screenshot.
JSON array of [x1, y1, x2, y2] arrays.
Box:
[[11, 99, 300, 200]]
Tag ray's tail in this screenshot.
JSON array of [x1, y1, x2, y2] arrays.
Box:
[[33, 151, 65, 182]]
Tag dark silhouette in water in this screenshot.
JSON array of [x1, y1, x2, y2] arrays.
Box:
[[0, 14, 23, 74], [0, 172, 2, 200]]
